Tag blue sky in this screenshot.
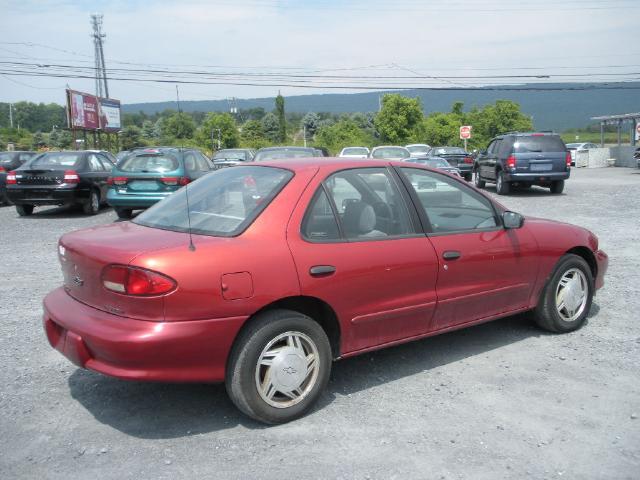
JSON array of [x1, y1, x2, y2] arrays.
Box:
[[1, 0, 639, 105]]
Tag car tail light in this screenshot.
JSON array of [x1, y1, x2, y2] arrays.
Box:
[[0, 166, 5, 173], [463, 156, 473, 164], [160, 177, 190, 186], [6, 171, 17, 184], [108, 176, 128, 186], [101, 264, 176, 296], [565, 151, 572, 168], [506, 155, 516, 169], [63, 170, 80, 184]]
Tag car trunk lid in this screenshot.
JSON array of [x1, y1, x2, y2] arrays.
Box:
[[58, 222, 191, 321], [16, 169, 66, 185]]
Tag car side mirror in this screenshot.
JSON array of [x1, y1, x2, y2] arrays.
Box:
[[503, 211, 524, 229]]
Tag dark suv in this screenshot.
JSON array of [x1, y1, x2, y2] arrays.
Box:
[[473, 132, 570, 195]]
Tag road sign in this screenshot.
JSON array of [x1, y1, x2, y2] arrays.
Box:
[[460, 125, 472, 140]]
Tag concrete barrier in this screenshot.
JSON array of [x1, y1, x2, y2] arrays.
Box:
[[573, 146, 637, 168]]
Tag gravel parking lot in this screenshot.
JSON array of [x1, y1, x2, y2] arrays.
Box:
[[1, 167, 638, 480]]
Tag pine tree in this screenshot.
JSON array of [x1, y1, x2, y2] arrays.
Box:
[[275, 93, 286, 143]]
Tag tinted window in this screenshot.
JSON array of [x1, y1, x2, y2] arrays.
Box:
[[401, 168, 498, 233], [183, 152, 198, 173], [18, 153, 36, 163], [513, 136, 566, 153], [302, 188, 340, 241], [341, 147, 369, 155], [134, 166, 293, 237], [197, 153, 212, 171], [254, 148, 317, 161], [487, 140, 501, 155], [30, 152, 81, 169], [119, 153, 179, 173], [430, 147, 466, 155], [371, 147, 410, 159], [0, 153, 17, 164], [87, 154, 104, 171], [324, 168, 415, 240], [214, 150, 247, 161], [98, 155, 114, 171]]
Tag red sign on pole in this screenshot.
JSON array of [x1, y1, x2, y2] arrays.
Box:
[[460, 125, 472, 140]]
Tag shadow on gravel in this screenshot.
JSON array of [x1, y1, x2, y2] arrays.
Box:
[[68, 303, 601, 438], [12, 205, 113, 219], [482, 185, 563, 197]]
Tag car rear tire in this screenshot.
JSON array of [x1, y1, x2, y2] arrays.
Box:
[[474, 171, 486, 189], [550, 180, 565, 194], [533, 254, 593, 333], [115, 208, 133, 219], [226, 309, 332, 424], [83, 190, 100, 215], [495, 171, 510, 195], [16, 204, 34, 216]]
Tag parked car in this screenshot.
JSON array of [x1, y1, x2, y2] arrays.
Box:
[[0, 151, 39, 204], [106, 147, 213, 219], [43, 158, 607, 424], [566, 142, 598, 166], [314, 147, 330, 157], [405, 156, 461, 176], [405, 144, 431, 157], [369, 146, 411, 160], [474, 132, 570, 195], [635, 147, 640, 168], [6, 150, 115, 216], [253, 147, 320, 161], [427, 147, 473, 181], [212, 149, 255, 169], [338, 147, 370, 158]]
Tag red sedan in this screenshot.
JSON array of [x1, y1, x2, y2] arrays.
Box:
[[43, 158, 607, 424]]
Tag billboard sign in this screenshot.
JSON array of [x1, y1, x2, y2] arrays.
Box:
[[66, 89, 121, 132], [99, 98, 122, 131]]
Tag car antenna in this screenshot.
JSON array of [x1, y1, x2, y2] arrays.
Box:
[[176, 84, 196, 252]]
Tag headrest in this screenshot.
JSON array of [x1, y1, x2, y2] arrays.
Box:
[[343, 200, 376, 235]]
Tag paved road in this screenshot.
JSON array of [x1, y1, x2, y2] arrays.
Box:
[[1, 167, 638, 479]]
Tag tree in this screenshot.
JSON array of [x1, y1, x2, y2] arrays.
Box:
[[275, 93, 286, 143], [469, 100, 534, 143], [261, 112, 280, 143], [32, 131, 45, 148], [195, 112, 239, 150], [120, 125, 142, 150], [162, 112, 196, 139], [301, 112, 320, 138], [141, 120, 156, 139], [315, 119, 372, 155], [374, 94, 424, 144], [240, 120, 269, 149], [414, 113, 461, 146]]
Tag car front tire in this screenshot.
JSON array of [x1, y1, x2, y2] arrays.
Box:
[[226, 309, 332, 424], [474, 171, 486, 188], [115, 208, 133, 219], [16, 204, 34, 216], [83, 190, 100, 215], [534, 254, 593, 333]]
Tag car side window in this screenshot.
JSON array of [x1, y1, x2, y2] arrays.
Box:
[[183, 152, 197, 174], [400, 168, 498, 233], [321, 168, 416, 240], [98, 155, 114, 171], [302, 188, 341, 241], [196, 153, 211, 171], [489, 139, 501, 155], [87, 154, 104, 171]]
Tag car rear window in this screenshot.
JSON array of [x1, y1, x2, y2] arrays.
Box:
[[254, 149, 316, 161], [134, 166, 293, 237], [430, 147, 466, 155], [30, 153, 81, 169], [406, 145, 430, 154], [371, 147, 410, 159], [513, 136, 566, 153], [214, 150, 246, 160], [0, 153, 16, 164], [342, 147, 369, 155], [118, 153, 180, 173]]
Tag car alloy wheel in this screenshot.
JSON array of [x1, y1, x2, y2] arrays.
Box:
[[555, 268, 588, 322], [255, 331, 320, 409]]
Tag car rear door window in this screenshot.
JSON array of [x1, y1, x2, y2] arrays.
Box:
[[320, 168, 416, 240], [302, 188, 341, 241], [87, 154, 104, 171], [400, 168, 498, 233]]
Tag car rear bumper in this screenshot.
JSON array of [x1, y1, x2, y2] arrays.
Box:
[[595, 249, 608, 291], [504, 171, 570, 182], [43, 287, 247, 383], [106, 190, 171, 208], [6, 186, 85, 205]]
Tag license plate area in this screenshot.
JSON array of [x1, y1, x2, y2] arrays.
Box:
[[128, 180, 160, 191], [530, 163, 553, 172]]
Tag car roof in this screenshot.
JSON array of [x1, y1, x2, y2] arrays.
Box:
[[250, 157, 421, 172], [497, 131, 559, 138], [257, 146, 315, 151]]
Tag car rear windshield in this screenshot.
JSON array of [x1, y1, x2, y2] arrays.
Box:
[[134, 166, 293, 237], [118, 153, 180, 173], [430, 147, 466, 155], [214, 150, 246, 160], [407, 145, 430, 154], [371, 147, 410, 159], [0, 153, 17, 164], [30, 152, 81, 169], [513, 136, 566, 153], [342, 147, 369, 155], [254, 149, 316, 161]]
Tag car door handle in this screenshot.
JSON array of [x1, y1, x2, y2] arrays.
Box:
[[309, 265, 336, 277], [442, 251, 461, 260]]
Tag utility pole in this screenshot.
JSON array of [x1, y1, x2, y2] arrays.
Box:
[[303, 124, 307, 147], [91, 14, 109, 98], [216, 128, 222, 149], [8, 103, 13, 128]]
